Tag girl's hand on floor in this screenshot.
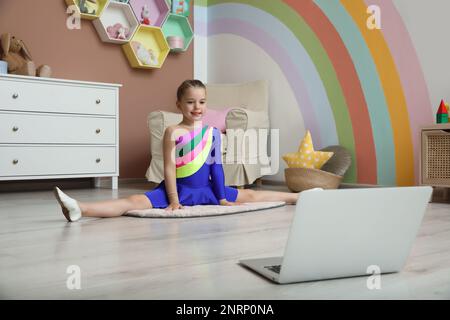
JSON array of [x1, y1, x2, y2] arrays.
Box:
[[165, 202, 184, 211]]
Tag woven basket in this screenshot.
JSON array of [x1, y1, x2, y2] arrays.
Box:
[[319, 145, 352, 176], [284, 167, 343, 192]]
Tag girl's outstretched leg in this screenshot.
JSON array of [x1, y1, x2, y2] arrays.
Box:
[[235, 189, 298, 205], [54, 187, 152, 222], [79, 194, 152, 218]]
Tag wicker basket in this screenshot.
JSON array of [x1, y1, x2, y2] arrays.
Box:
[[319, 145, 352, 176], [284, 167, 343, 192]]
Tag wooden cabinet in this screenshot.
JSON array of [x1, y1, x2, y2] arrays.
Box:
[[0, 74, 121, 189], [420, 124, 450, 201], [421, 124, 450, 187]]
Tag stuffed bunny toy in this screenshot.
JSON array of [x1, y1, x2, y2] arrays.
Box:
[[141, 5, 151, 25], [0, 33, 51, 77]]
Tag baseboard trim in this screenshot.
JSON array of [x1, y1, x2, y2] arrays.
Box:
[[93, 177, 151, 188], [260, 179, 381, 189], [260, 179, 285, 186], [339, 183, 380, 188], [0, 177, 155, 193], [0, 178, 94, 192]]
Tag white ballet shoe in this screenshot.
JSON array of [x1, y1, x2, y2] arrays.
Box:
[[53, 187, 82, 222]]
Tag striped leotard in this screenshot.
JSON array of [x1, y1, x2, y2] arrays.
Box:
[[144, 125, 238, 208]]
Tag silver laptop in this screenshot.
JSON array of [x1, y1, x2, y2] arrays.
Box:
[[239, 186, 432, 284]]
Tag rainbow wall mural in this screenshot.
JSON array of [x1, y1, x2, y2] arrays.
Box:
[[195, 0, 434, 186]]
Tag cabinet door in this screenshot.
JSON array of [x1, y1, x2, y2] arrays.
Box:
[[0, 79, 117, 115], [421, 129, 450, 187], [0, 113, 116, 144], [0, 146, 117, 176]]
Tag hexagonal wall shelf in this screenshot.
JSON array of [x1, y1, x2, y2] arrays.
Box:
[[122, 25, 170, 69], [162, 13, 193, 52], [65, 0, 110, 20], [128, 0, 170, 27], [92, 1, 139, 44]]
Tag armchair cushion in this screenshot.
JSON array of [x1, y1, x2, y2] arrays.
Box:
[[201, 107, 232, 133], [147, 111, 182, 159], [225, 107, 270, 130]]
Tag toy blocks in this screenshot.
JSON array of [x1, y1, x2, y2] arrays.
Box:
[[437, 99, 449, 123]]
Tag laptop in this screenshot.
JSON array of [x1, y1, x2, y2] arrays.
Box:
[[239, 186, 432, 284]]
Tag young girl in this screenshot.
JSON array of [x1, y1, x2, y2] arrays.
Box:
[[54, 80, 299, 222]]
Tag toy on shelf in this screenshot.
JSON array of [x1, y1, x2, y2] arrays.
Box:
[[0, 33, 51, 77], [437, 99, 449, 123], [161, 13, 193, 52], [117, 26, 129, 40], [129, 0, 170, 28], [92, 1, 139, 44], [131, 41, 158, 66], [122, 25, 169, 69], [171, 0, 189, 17], [141, 5, 151, 25], [107, 23, 130, 40], [79, 0, 99, 15], [166, 36, 184, 50], [66, 0, 109, 20]]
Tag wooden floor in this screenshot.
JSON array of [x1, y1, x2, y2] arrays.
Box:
[[0, 182, 449, 300]]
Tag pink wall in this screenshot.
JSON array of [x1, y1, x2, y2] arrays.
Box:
[[0, 0, 193, 179]]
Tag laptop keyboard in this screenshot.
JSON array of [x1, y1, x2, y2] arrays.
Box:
[[264, 265, 281, 274]]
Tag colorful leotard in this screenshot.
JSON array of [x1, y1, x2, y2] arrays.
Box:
[[144, 125, 238, 208]]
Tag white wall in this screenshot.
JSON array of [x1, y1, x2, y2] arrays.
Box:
[[394, 0, 450, 109], [207, 35, 304, 182], [194, 4, 207, 82]]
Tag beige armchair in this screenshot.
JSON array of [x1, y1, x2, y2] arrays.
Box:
[[145, 80, 271, 187]]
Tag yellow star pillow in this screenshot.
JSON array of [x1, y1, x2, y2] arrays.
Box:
[[282, 130, 334, 169]]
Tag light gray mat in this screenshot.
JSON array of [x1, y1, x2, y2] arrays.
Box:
[[124, 201, 286, 218]]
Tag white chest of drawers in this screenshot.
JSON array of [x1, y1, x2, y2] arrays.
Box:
[[0, 74, 121, 189]]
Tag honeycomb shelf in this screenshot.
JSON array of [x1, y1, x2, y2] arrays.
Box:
[[162, 13, 193, 52], [129, 0, 170, 27], [65, 0, 110, 20], [122, 25, 170, 69], [92, 1, 139, 44]]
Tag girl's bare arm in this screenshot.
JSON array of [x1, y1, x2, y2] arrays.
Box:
[[163, 126, 180, 205]]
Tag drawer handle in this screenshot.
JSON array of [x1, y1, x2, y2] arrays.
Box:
[[12, 159, 19, 165], [12, 126, 19, 132], [96, 99, 101, 104], [96, 128, 101, 134], [12, 93, 19, 99], [96, 158, 101, 163]]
